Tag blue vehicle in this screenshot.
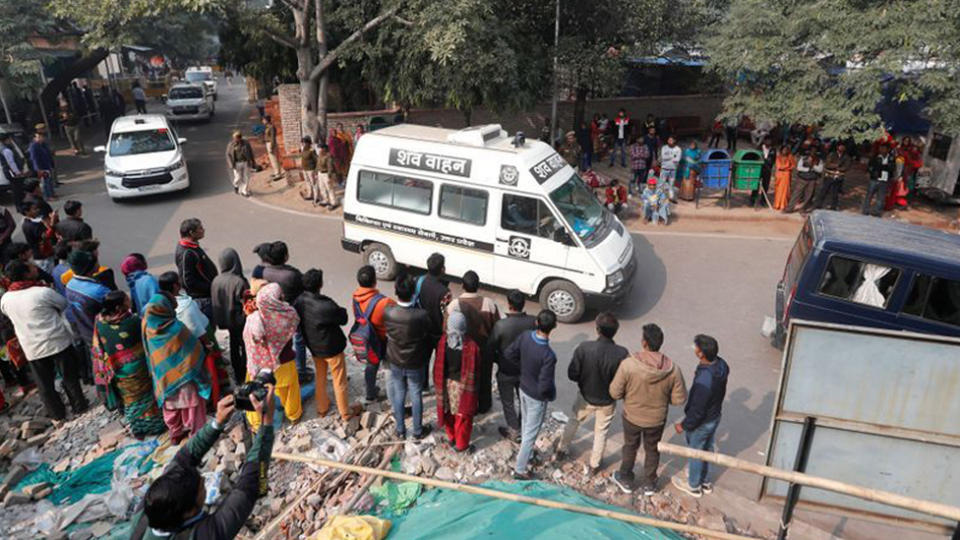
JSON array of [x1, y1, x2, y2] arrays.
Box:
[[775, 211, 960, 347]]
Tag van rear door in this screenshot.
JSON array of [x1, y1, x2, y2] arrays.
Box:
[[493, 192, 570, 293]]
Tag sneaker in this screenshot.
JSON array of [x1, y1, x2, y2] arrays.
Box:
[[589, 466, 601, 476], [641, 483, 657, 497], [512, 469, 533, 481], [671, 476, 702, 498], [701, 482, 713, 494], [611, 471, 635, 494]]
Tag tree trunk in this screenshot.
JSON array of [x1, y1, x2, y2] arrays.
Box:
[[573, 86, 588, 131], [316, 71, 328, 141], [39, 48, 109, 117], [462, 107, 472, 127]]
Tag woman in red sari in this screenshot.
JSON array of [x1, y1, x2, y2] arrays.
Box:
[[434, 311, 479, 453]]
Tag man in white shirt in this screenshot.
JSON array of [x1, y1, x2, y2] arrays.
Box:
[[0, 260, 88, 420], [608, 109, 631, 168], [659, 136, 682, 199]]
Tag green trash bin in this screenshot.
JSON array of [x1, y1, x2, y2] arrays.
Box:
[[732, 149, 764, 191]]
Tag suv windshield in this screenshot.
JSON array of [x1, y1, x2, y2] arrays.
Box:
[[109, 129, 175, 156], [185, 72, 211, 83], [169, 87, 203, 100], [549, 174, 608, 244]]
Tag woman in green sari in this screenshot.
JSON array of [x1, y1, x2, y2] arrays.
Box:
[[92, 291, 166, 438]]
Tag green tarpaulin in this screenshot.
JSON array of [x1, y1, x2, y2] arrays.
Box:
[[379, 480, 684, 539]]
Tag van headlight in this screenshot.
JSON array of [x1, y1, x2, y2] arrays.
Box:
[[606, 270, 625, 290], [165, 159, 186, 172], [105, 167, 123, 177]]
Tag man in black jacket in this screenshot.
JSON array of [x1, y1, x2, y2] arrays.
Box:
[[254, 241, 310, 382], [383, 275, 434, 440], [672, 334, 730, 498], [131, 392, 275, 540], [751, 136, 777, 206], [417, 253, 451, 392], [174, 218, 218, 320], [861, 144, 896, 216], [294, 268, 358, 421], [488, 289, 535, 442], [55, 200, 93, 243], [555, 312, 628, 473]]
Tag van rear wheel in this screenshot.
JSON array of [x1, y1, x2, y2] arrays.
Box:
[[364, 242, 398, 281], [539, 280, 585, 323]]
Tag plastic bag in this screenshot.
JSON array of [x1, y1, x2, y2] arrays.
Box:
[[202, 471, 224, 505], [313, 515, 392, 540]]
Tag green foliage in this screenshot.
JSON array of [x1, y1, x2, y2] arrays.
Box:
[[218, 4, 298, 84], [360, 0, 549, 119], [51, 0, 222, 48], [705, 0, 960, 140], [0, 0, 57, 93]]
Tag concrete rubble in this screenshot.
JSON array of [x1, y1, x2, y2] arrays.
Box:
[[0, 356, 757, 540]]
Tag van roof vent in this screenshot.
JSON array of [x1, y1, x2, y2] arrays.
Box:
[[446, 124, 506, 147]]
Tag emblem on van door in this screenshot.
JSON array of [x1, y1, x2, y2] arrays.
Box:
[[499, 165, 519, 186], [508, 236, 531, 259]]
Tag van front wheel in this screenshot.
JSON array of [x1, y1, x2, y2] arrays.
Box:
[[539, 280, 585, 323], [364, 242, 398, 281]]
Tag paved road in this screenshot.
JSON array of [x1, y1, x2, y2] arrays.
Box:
[[32, 83, 923, 539]]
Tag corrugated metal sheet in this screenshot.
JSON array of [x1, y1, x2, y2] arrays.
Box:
[[763, 321, 960, 528]]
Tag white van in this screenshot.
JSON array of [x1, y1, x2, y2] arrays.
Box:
[[341, 124, 636, 322], [165, 83, 215, 122]]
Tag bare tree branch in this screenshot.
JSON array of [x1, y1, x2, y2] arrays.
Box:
[[278, 0, 307, 13], [264, 28, 298, 49], [308, 5, 400, 81], [392, 15, 413, 27]]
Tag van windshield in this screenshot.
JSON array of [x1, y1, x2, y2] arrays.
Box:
[[549, 174, 608, 244], [109, 129, 175, 156], [784, 221, 813, 293]]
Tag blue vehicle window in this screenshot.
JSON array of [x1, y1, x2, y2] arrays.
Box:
[[904, 274, 960, 327]]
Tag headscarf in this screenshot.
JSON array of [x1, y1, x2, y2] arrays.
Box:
[[446, 310, 467, 351], [218, 248, 244, 276], [243, 283, 300, 376], [120, 254, 147, 276], [67, 250, 97, 276], [142, 293, 210, 405]]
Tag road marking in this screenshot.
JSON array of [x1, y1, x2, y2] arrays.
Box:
[[635, 230, 794, 241], [243, 195, 342, 221]]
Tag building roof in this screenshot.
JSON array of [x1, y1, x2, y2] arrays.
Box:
[[811, 210, 960, 268]]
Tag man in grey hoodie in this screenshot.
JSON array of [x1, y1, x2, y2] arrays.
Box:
[[609, 323, 687, 495]]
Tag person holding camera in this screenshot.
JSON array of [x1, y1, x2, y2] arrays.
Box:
[[131, 391, 276, 539], [243, 282, 302, 431]]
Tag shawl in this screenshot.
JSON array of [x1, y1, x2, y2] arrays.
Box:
[[446, 310, 466, 351], [91, 311, 143, 386], [433, 333, 479, 423], [142, 293, 210, 406], [243, 282, 299, 376]]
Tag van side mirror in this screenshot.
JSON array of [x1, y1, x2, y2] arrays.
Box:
[[178, 137, 187, 144], [161, 94, 167, 102], [93, 145, 106, 153], [553, 228, 574, 246]]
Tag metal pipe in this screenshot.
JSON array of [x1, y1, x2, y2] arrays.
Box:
[[777, 416, 816, 540]]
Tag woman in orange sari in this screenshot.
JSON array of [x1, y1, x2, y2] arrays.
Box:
[[773, 145, 796, 211]]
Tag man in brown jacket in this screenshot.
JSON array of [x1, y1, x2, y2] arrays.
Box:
[[226, 131, 255, 197], [609, 323, 687, 495]]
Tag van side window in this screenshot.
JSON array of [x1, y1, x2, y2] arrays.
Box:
[[357, 170, 432, 215], [817, 256, 900, 308], [903, 274, 960, 326], [501, 194, 558, 239], [439, 184, 488, 225]]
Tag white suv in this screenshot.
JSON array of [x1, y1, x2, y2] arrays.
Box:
[[94, 115, 190, 201], [185, 67, 217, 100], [165, 84, 214, 122]]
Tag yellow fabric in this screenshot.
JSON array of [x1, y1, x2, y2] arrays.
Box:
[[245, 360, 302, 431], [313, 516, 392, 540]]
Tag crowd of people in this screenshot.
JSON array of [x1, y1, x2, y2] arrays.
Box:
[[554, 108, 928, 222]]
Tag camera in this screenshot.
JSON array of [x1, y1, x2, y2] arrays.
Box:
[[235, 370, 276, 411]]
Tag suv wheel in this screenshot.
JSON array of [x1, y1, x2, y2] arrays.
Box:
[[364, 242, 398, 281], [539, 280, 585, 323]]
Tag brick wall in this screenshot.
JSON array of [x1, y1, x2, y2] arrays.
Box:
[[277, 84, 302, 155]]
